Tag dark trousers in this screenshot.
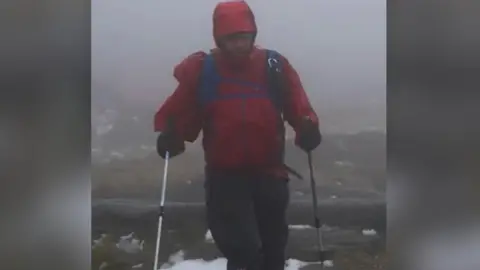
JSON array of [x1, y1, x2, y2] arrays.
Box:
[[204, 169, 290, 270]]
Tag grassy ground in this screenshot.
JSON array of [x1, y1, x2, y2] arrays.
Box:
[[92, 131, 386, 200]]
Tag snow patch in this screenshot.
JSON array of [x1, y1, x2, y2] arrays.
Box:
[[96, 124, 114, 136], [293, 191, 305, 196], [204, 230, 214, 243], [161, 257, 226, 270], [285, 259, 316, 270], [323, 260, 334, 267], [362, 229, 377, 236], [168, 250, 186, 264], [334, 160, 354, 167], [289, 224, 313, 230], [160, 257, 321, 270], [92, 233, 109, 248], [110, 151, 125, 159], [288, 224, 334, 231], [93, 232, 144, 253], [99, 261, 108, 270]]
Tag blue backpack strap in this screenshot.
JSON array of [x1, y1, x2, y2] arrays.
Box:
[[197, 53, 220, 106], [197, 53, 219, 138], [198, 50, 284, 112], [266, 49, 284, 115], [265, 49, 287, 166]]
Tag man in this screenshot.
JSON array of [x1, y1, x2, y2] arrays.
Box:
[[154, 1, 321, 269]]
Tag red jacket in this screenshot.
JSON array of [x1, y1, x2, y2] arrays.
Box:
[[154, 1, 319, 176]]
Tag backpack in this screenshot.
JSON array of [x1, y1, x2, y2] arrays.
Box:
[[197, 49, 286, 117], [195, 50, 304, 180]]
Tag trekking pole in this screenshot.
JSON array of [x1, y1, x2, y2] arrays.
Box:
[[153, 151, 170, 270], [307, 151, 334, 268]]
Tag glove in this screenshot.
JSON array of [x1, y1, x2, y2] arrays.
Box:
[[156, 131, 185, 159], [156, 117, 185, 159], [296, 116, 322, 152]]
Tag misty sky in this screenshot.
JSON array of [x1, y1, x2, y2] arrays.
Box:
[[92, 0, 385, 127]]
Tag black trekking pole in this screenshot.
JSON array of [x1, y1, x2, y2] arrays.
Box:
[[307, 151, 335, 268]]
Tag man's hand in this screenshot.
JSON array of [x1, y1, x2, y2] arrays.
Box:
[[156, 117, 185, 159], [296, 116, 322, 152]]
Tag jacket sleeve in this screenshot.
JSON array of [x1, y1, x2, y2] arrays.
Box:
[[279, 54, 320, 142], [153, 51, 206, 142]]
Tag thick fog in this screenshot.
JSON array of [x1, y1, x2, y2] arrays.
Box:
[[92, 0, 386, 134]]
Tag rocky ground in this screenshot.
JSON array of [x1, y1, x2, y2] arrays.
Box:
[[92, 229, 386, 270], [92, 131, 386, 269]]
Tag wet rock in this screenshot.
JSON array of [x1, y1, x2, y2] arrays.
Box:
[[92, 198, 386, 238]]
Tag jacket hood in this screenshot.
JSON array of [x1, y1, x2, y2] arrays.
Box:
[[213, 1, 257, 45], [212, 1, 257, 69]]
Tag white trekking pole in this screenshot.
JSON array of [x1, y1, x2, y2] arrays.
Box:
[[153, 151, 170, 270]]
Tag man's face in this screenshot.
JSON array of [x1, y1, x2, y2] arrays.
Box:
[[219, 32, 254, 57]]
